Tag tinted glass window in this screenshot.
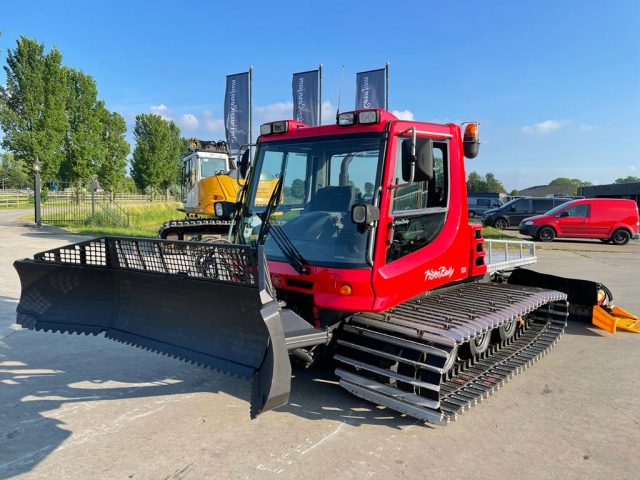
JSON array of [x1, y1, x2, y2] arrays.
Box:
[[390, 142, 447, 212], [477, 199, 491, 207], [510, 199, 528, 213], [387, 141, 448, 264], [532, 199, 554, 212]]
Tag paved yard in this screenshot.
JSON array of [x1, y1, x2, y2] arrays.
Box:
[[1, 211, 639, 479]]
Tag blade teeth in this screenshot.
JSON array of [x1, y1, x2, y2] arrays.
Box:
[[103, 331, 251, 380]]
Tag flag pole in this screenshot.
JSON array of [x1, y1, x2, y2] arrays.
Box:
[[318, 63, 323, 125], [249, 66, 253, 145], [385, 62, 389, 111]]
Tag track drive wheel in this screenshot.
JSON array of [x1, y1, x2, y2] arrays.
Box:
[[538, 226, 556, 242], [460, 330, 491, 358], [611, 229, 631, 246], [494, 317, 517, 342]]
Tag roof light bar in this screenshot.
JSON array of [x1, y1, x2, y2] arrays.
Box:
[[358, 110, 380, 124], [260, 123, 272, 135], [272, 121, 288, 133], [338, 112, 356, 126]]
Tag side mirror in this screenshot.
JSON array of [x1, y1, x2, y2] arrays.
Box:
[[239, 149, 250, 180], [351, 203, 379, 228], [401, 137, 433, 183], [214, 201, 238, 219]]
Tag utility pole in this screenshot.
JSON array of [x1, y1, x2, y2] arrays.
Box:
[[33, 158, 42, 227]]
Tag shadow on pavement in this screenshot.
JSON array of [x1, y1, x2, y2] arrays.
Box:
[[563, 320, 608, 337], [0, 295, 418, 478]]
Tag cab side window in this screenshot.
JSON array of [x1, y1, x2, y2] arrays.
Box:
[[386, 140, 448, 264], [510, 199, 528, 213], [563, 204, 589, 217], [532, 199, 554, 212]]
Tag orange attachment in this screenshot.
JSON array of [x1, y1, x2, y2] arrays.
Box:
[[592, 305, 640, 334], [463, 123, 478, 142], [340, 284, 352, 296]]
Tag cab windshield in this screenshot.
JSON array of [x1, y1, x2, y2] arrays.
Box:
[[200, 156, 228, 177], [545, 200, 576, 216], [237, 133, 384, 269]]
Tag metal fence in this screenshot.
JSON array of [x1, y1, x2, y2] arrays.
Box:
[[41, 181, 139, 227]]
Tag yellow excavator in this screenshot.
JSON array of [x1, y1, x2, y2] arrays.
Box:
[[158, 139, 278, 240]]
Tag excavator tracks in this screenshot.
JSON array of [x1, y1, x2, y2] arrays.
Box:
[[334, 283, 568, 424], [158, 217, 232, 240]]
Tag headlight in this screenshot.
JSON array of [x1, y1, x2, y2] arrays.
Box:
[[524, 221, 533, 226], [214, 202, 224, 217]]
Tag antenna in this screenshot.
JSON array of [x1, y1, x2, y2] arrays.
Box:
[[336, 65, 344, 120]]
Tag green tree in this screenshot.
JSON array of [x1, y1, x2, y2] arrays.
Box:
[[466, 171, 486, 192], [121, 176, 138, 194], [549, 177, 591, 195], [510, 189, 519, 196], [0, 151, 30, 189], [131, 114, 183, 199], [61, 68, 104, 191], [484, 173, 506, 193], [290, 178, 304, 198], [466, 171, 507, 193], [364, 181, 374, 195], [615, 175, 640, 184], [0, 36, 68, 180], [97, 110, 130, 197]]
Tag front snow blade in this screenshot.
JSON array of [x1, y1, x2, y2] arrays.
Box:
[[13, 237, 291, 418]]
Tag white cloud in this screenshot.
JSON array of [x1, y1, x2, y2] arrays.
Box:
[[392, 109, 414, 121], [427, 117, 451, 124], [579, 124, 598, 131], [149, 104, 172, 120], [177, 113, 199, 131], [631, 166, 637, 172], [321, 101, 337, 125], [522, 120, 568, 134], [201, 110, 225, 135], [254, 102, 294, 124]]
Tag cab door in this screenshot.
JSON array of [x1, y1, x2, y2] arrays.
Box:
[[507, 199, 531, 226], [555, 204, 590, 236]]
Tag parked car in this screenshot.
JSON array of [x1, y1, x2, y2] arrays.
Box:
[[481, 197, 572, 229], [519, 198, 640, 245], [468, 196, 503, 218]]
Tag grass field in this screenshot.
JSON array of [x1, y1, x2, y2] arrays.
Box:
[[21, 203, 183, 237], [481, 226, 517, 240], [24, 202, 521, 242]]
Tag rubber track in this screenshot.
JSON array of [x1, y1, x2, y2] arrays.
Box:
[[158, 217, 232, 240], [335, 283, 568, 424]]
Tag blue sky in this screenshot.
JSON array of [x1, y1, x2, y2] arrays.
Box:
[[1, 0, 639, 190]]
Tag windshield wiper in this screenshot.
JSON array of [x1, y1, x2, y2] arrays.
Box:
[[256, 175, 310, 275], [269, 224, 310, 275], [257, 174, 284, 245]]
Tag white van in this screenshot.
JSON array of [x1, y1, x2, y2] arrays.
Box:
[[468, 197, 503, 218]]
